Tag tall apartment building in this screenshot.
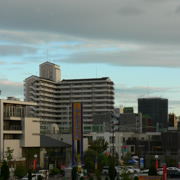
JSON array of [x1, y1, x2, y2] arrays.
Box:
[[24, 62, 114, 132], [138, 98, 168, 131]]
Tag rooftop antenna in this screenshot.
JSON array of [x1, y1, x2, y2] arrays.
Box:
[[47, 50, 49, 62]]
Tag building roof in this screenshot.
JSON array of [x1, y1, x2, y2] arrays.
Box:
[[40, 135, 71, 148], [62, 77, 111, 82]]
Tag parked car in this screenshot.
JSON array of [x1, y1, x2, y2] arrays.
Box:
[[22, 174, 36, 180], [133, 167, 140, 173], [126, 166, 135, 173], [36, 171, 45, 179], [167, 167, 180, 172], [133, 169, 149, 179], [157, 168, 163, 175], [115, 166, 126, 175], [102, 166, 109, 175], [167, 169, 180, 178]]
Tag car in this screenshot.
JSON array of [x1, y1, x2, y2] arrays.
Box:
[[133, 169, 149, 179], [167, 169, 180, 178], [22, 174, 36, 180], [167, 167, 180, 172], [133, 167, 140, 173], [157, 168, 163, 175], [102, 166, 109, 175], [115, 166, 126, 175], [37, 170, 49, 179], [36, 172, 45, 179], [127, 166, 135, 173]]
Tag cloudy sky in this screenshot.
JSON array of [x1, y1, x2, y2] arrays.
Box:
[[1, 0, 180, 115]]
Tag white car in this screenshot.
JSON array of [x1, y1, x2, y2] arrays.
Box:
[[157, 168, 163, 175], [133, 167, 140, 173], [133, 169, 149, 179], [102, 166, 109, 175], [22, 174, 36, 180], [167, 167, 180, 172], [36, 172, 45, 179], [126, 166, 134, 174]]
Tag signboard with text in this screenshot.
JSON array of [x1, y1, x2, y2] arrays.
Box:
[[139, 176, 161, 180], [73, 103, 82, 140]]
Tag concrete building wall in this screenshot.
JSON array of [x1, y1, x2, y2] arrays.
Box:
[[4, 140, 22, 160], [40, 62, 61, 82], [21, 117, 40, 147]]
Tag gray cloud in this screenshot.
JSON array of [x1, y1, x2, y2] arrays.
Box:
[[175, 5, 180, 14], [1, 0, 180, 45], [117, 7, 144, 16], [0, 45, 37, 56], [0, 79, 23, 100]]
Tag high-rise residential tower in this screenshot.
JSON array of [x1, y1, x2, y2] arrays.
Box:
[[138, 98, 168, 131], [24, 62, 114, 132]]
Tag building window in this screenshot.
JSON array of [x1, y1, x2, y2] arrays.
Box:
[[110, 136, 115, 144], [131, 146, 135, 152]]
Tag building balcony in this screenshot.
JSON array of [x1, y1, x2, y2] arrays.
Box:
[[4, 125, 22, 132]]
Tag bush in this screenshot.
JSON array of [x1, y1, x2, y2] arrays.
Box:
[[80, 177, 84, 180], [50, 168, 60, 175], [28, 169, 32, 180], [89, 176, 94, 180], [105, 176, 109, 180], [1, 160, 9, 180], [95, 170, 101, 180], [134, 177, 138, 180], [148, 165, 157, 176], [14, 164, 27, 178], [37, 175, 42, 180], [72, 167, 77, 180]]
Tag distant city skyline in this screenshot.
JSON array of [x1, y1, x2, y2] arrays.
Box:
[[1, 0, 180, 115]]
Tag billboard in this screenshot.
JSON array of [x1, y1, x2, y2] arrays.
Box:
[[72, 103, 82, 140]]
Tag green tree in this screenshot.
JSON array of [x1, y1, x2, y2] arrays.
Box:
[[89, 139, 108, 154], [97, 153, 108, 172], [71, 166, 77, 180], [108, 156, 117, 180], [84, 157, 94, 173], [1, 160, 9, 180], [28, 169, 32, 180], [84, 149, 98, 173], [123, 153, 132, 165], [148, 165, 157, 176], [95, 169, 101, 180], [5, 147, 14, 165], [14, 164, 27, 178]]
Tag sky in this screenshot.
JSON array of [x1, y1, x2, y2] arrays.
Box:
[[1, 0, 180, 115]]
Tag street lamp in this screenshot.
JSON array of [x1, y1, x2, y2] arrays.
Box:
[[111, 120, 118, 180], [44, 156, 48, 170], [155, 155, 158, 171], [34, 154, 38, 170]]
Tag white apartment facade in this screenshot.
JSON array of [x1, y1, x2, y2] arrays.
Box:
[[0, 98, 40, 161], [24, 62, 114, 132]]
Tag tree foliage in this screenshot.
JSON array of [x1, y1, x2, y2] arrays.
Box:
[[148, 165, 157, 176], [97, 153, 108, 171], [108, 156, 117, 180], [14, 164, 27, 178], [1, 160, 9, 180], [5, 147, 14, 163], [84, 149, 98, 173], [28, 169, 32, 180], [71, 167, 77, 180], [89, 139, 108, 154], [122, 153, 132, 165]]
